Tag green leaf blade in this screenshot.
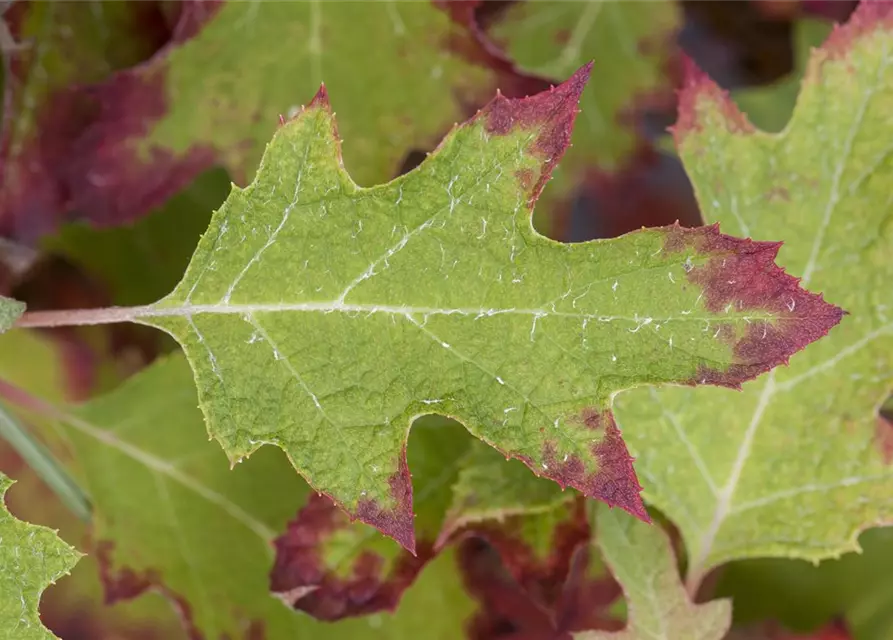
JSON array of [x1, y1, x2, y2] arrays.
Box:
[[143, 67, 842, 551], [0, 474, 81, 640]]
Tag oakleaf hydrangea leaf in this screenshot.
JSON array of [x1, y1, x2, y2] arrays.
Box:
[[576, 506, 731, 640], [135, 65, 842, 551], [0, 296, 25, 333], [0, 473, 81, 640], [26, 352, 475, 636], [62, 1, 496, 226], [614, 0, 893, 588], [486, 1, 680, 220]]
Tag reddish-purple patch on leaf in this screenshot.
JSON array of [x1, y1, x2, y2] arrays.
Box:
[[0, 1, 176, 242], [521, 409, 648, 523], [64, 69, 217, 229], [435, 0, 548, 107], [671, 56, 755, 148], [457, 537, 622, 639], [663, 223, 845, 389], [445, 498, 592, 612], [95, 541, 204, 640], [169, 0, 225, 43], [353, 449, 416, 553], [270, 493, 432, 621], [478, 63, 590, 206], [821, 0, 893, 61]]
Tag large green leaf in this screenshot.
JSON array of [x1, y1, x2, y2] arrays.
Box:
[[614, 2, 893, 588], [129, 66, 841, 550], [0, 296, 24, 333], [0, 472, 81, 640], [486, 0, 679, 220], [576, 507, 731, 640]]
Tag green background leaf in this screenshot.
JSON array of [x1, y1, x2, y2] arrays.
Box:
[[614, 4, 893, 588], [577, 506, 731, 640]]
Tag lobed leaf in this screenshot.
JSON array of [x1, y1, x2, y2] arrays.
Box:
[[614, 0, 893, 586], [0, 472, 81, 640], [137, 65, 842, 551], [576, 506, 731, 640]]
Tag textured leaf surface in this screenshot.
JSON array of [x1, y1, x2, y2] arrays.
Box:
[[138, 67, 842, 551], [39, 353, 476, 637], [0, 0, 165, 240], [486, 0, 679, 219], [0, 296, 24, 333], [62, 0, 496, 226], [0, 472, 81, 640], [576, 507, 731, 640], [614, 2, 893, 587]]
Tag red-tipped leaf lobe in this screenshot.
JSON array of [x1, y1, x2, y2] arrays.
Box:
[[479, 62, 592, 207], [355, 451, 415, 554], [515, 410, 648, 523], [270, 494, 431, 622], [664, 224, 846, 389], [671, 56, 755, 149], [822, 0, 893, 60]]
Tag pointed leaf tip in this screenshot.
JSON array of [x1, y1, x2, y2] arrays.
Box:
[[309, 84, 331, 110], [478, 63, 591, 205], [672, 56, 753, 147]]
